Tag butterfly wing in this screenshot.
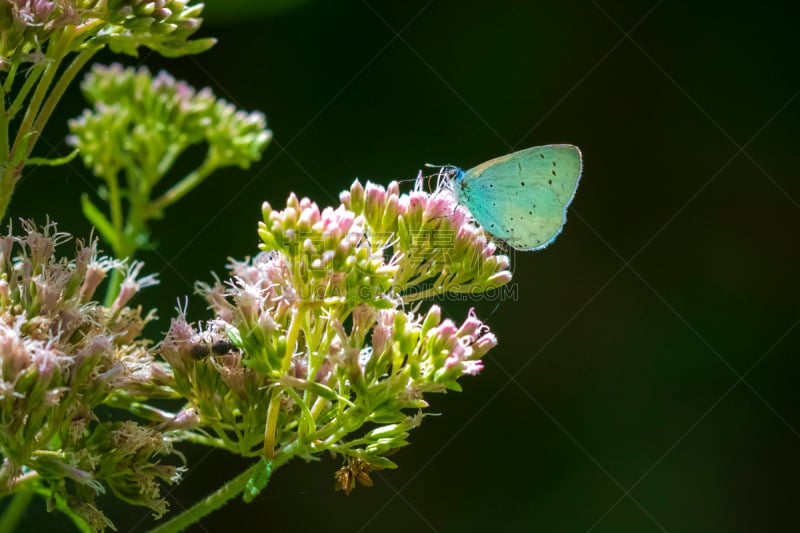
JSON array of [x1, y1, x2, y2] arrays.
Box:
[[456, 144, 582, 251]]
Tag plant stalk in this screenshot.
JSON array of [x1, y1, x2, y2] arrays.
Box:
[[145, 443, 297, 533], [0, 490, 34, 533]]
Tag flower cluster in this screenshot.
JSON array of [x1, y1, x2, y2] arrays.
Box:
[[70, 63, 270, 181], [0, 0, 213, 69], [0, 220, 184, 530], [340, 180, 512, 299], [0, 1, 215, 223], [259, 194, 396, 308], [68, 63, 271, 257], [160, 183, 506, 490], [104, 0, 215, 57], [263, 180, 512, 303]]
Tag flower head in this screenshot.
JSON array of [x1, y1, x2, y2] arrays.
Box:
[[339, 179, 511, 300], [105, 0, 216, 58], [0, 0, 214, 70], [68, 63, 271, 261], [70, 63, 270, 182], [0, 220, 180, 528]]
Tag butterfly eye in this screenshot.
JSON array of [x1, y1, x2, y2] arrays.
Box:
[[439, 166, 456, 180]]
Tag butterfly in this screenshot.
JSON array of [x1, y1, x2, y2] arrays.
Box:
[[446, 144, 582, 251]]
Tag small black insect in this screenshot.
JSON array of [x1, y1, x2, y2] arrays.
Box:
[[189, 339, 238, 360], [211, 340, 234, 355], [189, 342, 211, 360]]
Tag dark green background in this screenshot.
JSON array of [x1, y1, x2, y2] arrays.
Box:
[[10, 0, 799, 531]]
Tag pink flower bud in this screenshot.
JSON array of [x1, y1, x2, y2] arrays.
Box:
[[470, 333, 498, 358], [364, 182, 386, 223], [486, 271, 513, 287], [461, 360, 484, 375], [456, 308, 486, 339], [163, 408, 200, 430], [372, 310, 395, 355]]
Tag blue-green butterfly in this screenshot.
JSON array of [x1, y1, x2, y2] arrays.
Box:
[[447, 144, 582, 251]]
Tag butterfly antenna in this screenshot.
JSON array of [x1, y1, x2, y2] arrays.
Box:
[[394, 177, 418, 186], [397, 169, 440, 191], [427, 171, 437, 193]]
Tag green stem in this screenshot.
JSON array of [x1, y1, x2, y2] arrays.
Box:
[[154, 143, 185, 178], [103, 395, 179, 424], [0, 81, 8, 164], [175, 432, 228, 450], [262, 389, 283, 459], [105, 169, 124, 239], [29, 48, 97, 156], [262, 305, 305, 456], [0, 164, 17, 223], [5, 65, 43, 121], [11, 45, 63, 157], [145, 445, 298, 533], [103, 211, 137, 308], [284, 387, 317, 441], [2, 63, 18, 94], [281, 307, 303, 373], [0, 490, 34, 533], [0, 32, 70, 221], [149, 157, 217, 216]]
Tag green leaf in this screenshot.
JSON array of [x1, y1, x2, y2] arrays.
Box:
[[242, 457, 272, 503], [303, 381, 340, 402], [155, 37, 218, 58], [27, 149, 79, 167], [363, 455, 398, 469]]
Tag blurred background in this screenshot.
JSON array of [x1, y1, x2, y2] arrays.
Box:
[[11, 0, 799, 531]]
